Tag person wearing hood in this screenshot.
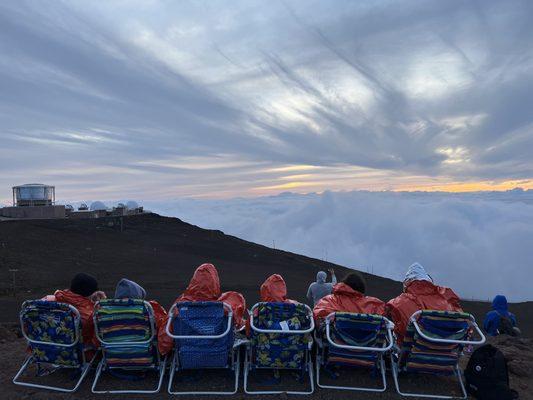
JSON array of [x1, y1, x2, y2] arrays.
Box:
[[260, 274, 297, 303], [43, 272, 106, 349], [114, 278, 172, 355], [306, 268, 337, 306], [483, 295, 519, 336], [313, 272, 385, 323], [385, 262, 462, 345], [174, 263, 247, 328]]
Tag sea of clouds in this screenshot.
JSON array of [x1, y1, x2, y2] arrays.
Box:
[[99, 190, 533, 302]]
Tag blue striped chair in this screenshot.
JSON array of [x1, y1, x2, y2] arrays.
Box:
[[91, 298, 166, 394], [316, 312, 394, 392], [391, 310, 485, 399], [165, 301, 239, 395], [244, 302, 315, 395], [13, 300, 97, 392]]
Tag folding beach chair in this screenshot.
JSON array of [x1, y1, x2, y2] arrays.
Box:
[[244, 302, 315, 395], [13, 300, 97, 392], [91, 298, 166, 393], [165, 301, 240, 395], [391, 310, 486, 399], [315, 312, 394, 392]]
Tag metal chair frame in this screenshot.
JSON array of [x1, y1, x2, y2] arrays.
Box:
[[244, 302, 315, 395], [316, 312, 394, 392], [91, 299, 166, 394], [165, 301, 239, 395], [391, 310, 486, 399], [13, 300, 97, 392]]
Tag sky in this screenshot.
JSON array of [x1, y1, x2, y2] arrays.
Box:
[[1, 0, 533, 203]]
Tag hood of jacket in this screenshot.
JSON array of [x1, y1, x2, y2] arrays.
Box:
[[404, 262, 432, 284], [260, 274, 288, 302], [115, 278, 146, 299], [179, 263, 221, 302], [492, 295, 509, 314], [316, 271, 327, 284]]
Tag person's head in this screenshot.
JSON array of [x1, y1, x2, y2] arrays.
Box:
[[70, 272, 98, 297], [492, 295, 509, 312], [403, 262, 432, 288], [260, 274, 288, 302], [342, 272, 366, 294], [114, 278, 146, 299], [316, 271, 327, 283], [183, 263, 221, 301]]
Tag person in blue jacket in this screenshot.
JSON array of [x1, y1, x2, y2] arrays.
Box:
[[483, 295, 519, 336]]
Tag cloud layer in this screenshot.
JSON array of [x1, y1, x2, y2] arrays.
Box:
[[145, 190, 533, 301], [1, 1, 533, 201]]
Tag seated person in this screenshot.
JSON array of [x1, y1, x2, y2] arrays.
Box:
[[260, 274, 297, 303], [113, 278, 172, 355], [174, 263, 247, 329], [385, 262, 462, 345], [313, 271, 385, 323], [307, 268, 337, 306], [484, 295, 520, 336], [43, 272, 106, 349]]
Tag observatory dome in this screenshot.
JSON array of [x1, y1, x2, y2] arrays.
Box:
[[90, 201, 107, 211]]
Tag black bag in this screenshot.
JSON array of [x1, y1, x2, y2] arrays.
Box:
[[464, 344, 519, 400], [499, 315, 518, 336]]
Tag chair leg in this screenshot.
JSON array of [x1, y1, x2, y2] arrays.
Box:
[[391, 354, 467, 399], [168, 350, 239, 395], [92, 356, 167, 394], [244, 353, 314, 395], [13, 353, 96, 393]]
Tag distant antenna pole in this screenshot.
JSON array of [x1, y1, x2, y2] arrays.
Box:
[[272, 240, 275, 249], [9, 269, 18, 297]]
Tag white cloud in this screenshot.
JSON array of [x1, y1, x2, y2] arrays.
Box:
[[144, 190, 533, 302]]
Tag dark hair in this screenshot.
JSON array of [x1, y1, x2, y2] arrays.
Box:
[[70, 273, 98, 297], [342, 272, 366, 294]]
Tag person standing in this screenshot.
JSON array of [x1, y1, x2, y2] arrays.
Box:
[[306, 267, 337, 306]]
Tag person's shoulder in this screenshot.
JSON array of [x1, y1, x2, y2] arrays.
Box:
[[387, 292, 408, 307]]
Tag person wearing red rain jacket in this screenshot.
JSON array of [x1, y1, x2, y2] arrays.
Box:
[[385, 262, 463, 345], [43, 273, 105, 350], [313, 272, 385, 323], [260, 274, 297, 303], [113, 278, 170, 356], [159, 263, 247, 355]]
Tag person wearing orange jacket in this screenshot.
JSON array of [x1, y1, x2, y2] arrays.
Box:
[[43, 273, 105, 351], [259, 274, 297, 303], [113, 278, 170, 356], [385, 262, 463, 345], [159, 263, 247, 354], [313, 272, 385, 323]]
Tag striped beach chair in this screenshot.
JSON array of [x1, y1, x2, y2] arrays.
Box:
[[13, 300, 97, 392], [316, 312, 394, 392], [391, 310, 486, 399], [165, 301, 240, 395], [244, 302, 315, 395], [91, 298, 166, 394]]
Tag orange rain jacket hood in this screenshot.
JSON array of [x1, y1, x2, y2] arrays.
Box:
[[174, 263, 246, 328], [260, 274, 293, 303], [385, 280, 462, 344], [313, 283, 385, 322]]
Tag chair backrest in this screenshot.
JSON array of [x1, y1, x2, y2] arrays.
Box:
[[401, 310, 471, 375], [172, 301, 233, 369], [20, 300, 83, 367], [326, 313, 388, 369], [251, 302, 313, 369], [94, 298, 157, 368]]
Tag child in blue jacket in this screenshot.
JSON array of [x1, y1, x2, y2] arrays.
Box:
[[483, 295, 518, 336]]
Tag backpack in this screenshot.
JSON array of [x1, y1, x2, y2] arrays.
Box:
[[498, 315, 518, 336], [464, 344, 519, 400]]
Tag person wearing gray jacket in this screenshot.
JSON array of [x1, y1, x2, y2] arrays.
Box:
[[307, 268, 337, 306]]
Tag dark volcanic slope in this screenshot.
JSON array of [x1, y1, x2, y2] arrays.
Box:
[[0, 213, 531, 336]]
